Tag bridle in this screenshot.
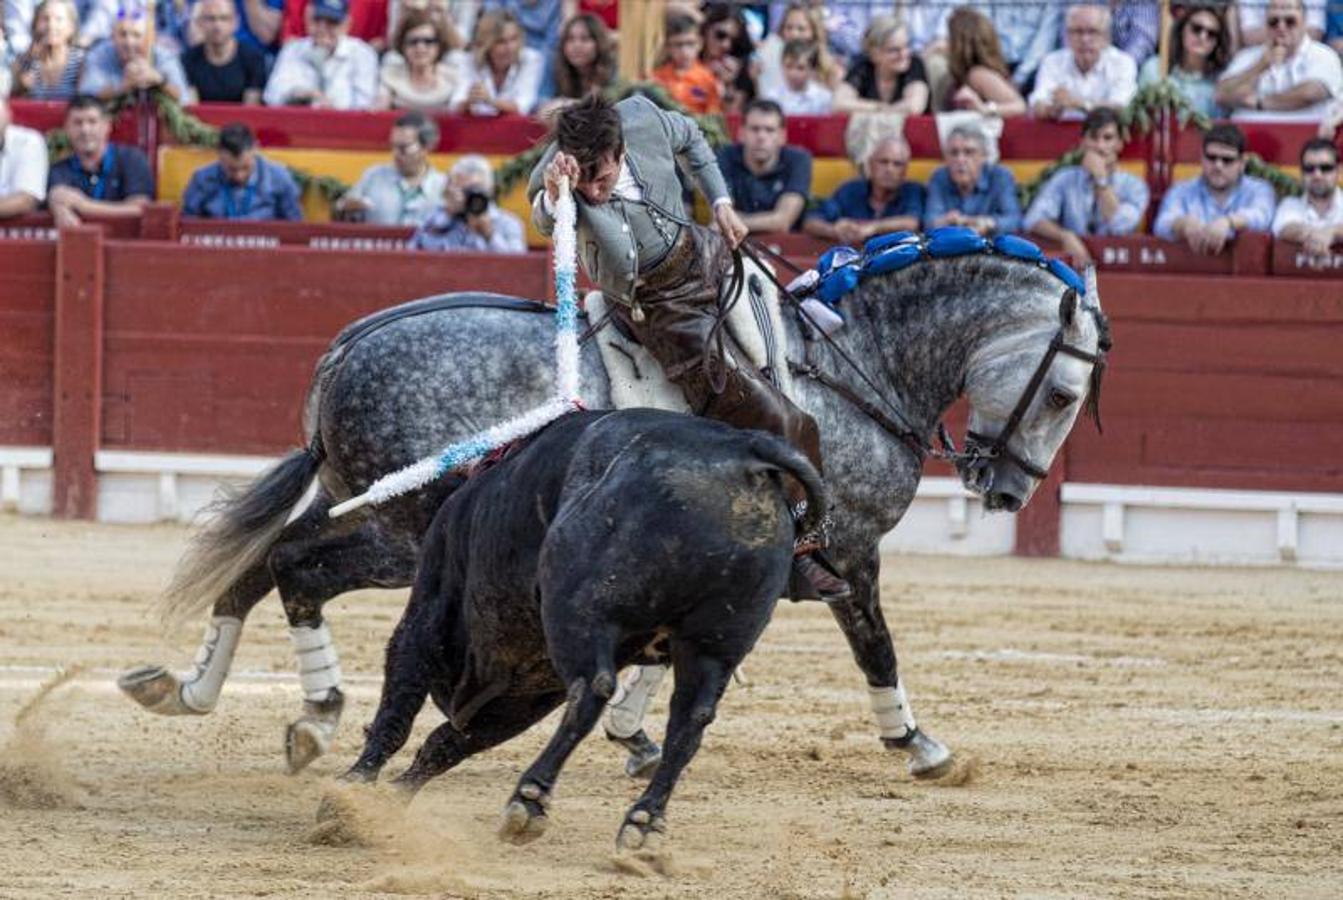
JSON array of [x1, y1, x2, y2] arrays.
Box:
[[741, 240, 1111, 483], [961, 304, 1111, 481]]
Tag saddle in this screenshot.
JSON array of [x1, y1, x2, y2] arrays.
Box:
[[586, 253, 796, 413]]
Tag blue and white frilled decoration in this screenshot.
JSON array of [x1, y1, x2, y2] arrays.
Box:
[[809, 226, 1087, 313], [329, 181, 584, 519]]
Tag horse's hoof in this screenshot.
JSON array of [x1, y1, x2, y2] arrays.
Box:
[[498, 799, 548, 845], [117, 666, 205, 716], [285, 719, 332, 774], [608, 729, 662, 779], [901, 728, 955, 780], [616, 808, 666, 851]]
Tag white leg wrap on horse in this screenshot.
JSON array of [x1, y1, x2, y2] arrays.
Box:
[[604, 665, 666, 739], [178, 616, 242, 713], [868, 681, 917, 741], [289, 622, 342, 703]]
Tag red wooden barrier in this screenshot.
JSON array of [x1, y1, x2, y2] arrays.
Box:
[[1270, 238, 1343, 277], [0, 240, 56, 446]]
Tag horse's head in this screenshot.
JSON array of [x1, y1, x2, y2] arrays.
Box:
[[957, 266, 1111, 512]]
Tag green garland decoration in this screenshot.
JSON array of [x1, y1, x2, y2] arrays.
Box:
[[45, 89, 351, 203], [492, 81, 729, 200], [1017, 78, 1302, 208]]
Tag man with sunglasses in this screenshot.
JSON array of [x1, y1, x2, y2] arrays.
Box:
[[1272, 137, 1343, 256], [1153, 123, 1276, 255], [1216, 0, 1343, 119], [335, 112, 445, 226]]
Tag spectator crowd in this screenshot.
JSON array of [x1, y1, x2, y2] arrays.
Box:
[[0, 0, 1341, 258]]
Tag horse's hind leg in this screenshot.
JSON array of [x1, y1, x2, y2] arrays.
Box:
[[267, 503, 421, 774], [617, 644, 735, 850], [829, 548, 953, 779]]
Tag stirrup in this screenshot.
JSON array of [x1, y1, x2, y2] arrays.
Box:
[[789, 551, 852, 604]]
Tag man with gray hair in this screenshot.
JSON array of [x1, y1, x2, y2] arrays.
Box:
[[804, 133, 924, 244], [410, 154, 526, 253], [1030, 3, 1137, 120], [336, 112, 446, 226], [924, 124, 1021, 237]]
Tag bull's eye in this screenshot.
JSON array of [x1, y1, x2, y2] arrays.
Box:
[[1047, 388, 1077, 411]]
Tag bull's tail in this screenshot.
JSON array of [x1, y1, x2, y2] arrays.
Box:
[[742, 433, 829, 538], [158, 437, 325, 630]]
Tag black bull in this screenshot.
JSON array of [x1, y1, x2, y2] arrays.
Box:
[[340, 408, 827, 848]]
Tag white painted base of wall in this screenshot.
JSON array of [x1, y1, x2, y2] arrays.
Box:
[[5, 448, 1343, 569]]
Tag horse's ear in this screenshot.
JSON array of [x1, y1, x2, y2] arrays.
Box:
[[1059, 288, 1078, 327]]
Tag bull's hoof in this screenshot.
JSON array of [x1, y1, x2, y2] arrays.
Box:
[[616, 808, 667, 851], [884, 727, 955, 780], [117, 666, 206, 716], [607, 729, 662, 779], [285, 718, 333, 775], [498, 798, 548, 845]]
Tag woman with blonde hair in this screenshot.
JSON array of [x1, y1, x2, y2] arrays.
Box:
[[450, 7, 543, 116], [942, 6, 1026, 117], [538, 12, 619, 116], [10, 0, 83, 101], [757, 2, 840, 97], [378, 8, 463, 110], [834, 16, 929, 115]]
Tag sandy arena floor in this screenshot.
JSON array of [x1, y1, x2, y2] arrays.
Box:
[[0, 515, 1340, 899]]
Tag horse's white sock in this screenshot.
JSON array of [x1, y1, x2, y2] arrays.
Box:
[[604, 665, 666, 739], [179, 616, 242, 713], [290, 622, 342, 704], [868, 680, 917, 741]]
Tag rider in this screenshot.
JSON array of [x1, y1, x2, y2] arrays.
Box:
[[528, 93, 850, 601]]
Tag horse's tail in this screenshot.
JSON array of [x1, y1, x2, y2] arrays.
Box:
[[742, 433, 829, 538], [158, 436, 325, 630]]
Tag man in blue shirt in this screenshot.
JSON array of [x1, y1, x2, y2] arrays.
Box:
[[1025, 107, 1150, 265], [1153, 123, 1276, 254], [924, 124, 1022, 237], [78, 12, 189, 102], [804, 134, 924, 245], [717, 99, 813, 234], [235, 0, 284, 57], [182, 123, 303, 220], [47, 95, 153, 227], [411, 154, 526, 253]]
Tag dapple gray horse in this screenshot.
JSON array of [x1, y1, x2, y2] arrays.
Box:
[[120, 250, 1109, 782]]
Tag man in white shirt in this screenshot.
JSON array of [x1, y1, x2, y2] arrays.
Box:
[[335, 112, 447, 226], [1030, 4, 1137, 120], [1216, 0, 1343, 120], [263, 0, 378, 110], [1272, 137, 1343, 255], [0, 97, 48, 219]]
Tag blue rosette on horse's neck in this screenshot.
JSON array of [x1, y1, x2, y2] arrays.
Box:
[[329, 183, 584, 519]]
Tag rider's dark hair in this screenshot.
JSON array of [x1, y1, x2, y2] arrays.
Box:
[[218, 123, 257, 157], [1081, 107, 1121, 138], [553, 93, 624, 180], [1203, 123, 1245, 156], [1299, 136, 1339, 167]]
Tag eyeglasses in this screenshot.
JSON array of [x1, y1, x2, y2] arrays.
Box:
[[1203, 151, 1240, 165], [404, 36, 440, 47], [391, 141, 423, 154], [711, 28, 734, 41], [1302, 163, 1338, 174], [1267, 15, 1298, 29], [1066, 26, 1104, 37], [1188, 23, 1219, 40]]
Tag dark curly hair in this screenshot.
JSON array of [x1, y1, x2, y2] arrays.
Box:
[[553, 93, 624, 180]]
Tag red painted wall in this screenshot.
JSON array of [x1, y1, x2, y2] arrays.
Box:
[[0, 241, 56, 446]]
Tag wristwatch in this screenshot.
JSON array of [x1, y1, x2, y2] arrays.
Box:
[[1094, 174, 1113, 189]]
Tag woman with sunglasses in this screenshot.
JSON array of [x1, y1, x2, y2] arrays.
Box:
[[377, 7, 463, 110], [1138, 3, 1231, 118], [700, 2, 758, 114], [1216, 0, 1343, 118]]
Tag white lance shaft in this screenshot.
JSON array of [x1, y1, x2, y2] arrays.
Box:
[[329, 178, 581, 518]]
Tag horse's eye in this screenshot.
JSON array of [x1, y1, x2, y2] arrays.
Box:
[[1047, 388, 1076, 411]]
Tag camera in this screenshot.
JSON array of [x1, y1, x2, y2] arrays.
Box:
[[462, 189, 491, 217]]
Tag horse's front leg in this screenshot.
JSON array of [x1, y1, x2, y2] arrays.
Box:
[[829, 547, 954, 779]]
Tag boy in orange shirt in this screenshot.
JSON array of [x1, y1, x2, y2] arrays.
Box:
[[652, 13, 722, 115]]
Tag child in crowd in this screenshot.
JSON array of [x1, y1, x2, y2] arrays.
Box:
[[769, 40, 833, 115], [651, 11, 722, 114]]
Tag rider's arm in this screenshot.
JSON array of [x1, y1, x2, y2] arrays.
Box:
[[651, 97, 730, 206], [527, 144, 559, 237]]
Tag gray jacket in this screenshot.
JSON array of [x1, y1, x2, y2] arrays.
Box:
[[528, 94, 730, 305]]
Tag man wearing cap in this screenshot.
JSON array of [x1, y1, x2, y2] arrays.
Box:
[[263, 0, 378, 109]]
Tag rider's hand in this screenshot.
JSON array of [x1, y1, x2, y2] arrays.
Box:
[[714, 202, 749, 249], [544, 152, 581, 205]]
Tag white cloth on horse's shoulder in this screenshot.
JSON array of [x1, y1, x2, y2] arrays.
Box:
[[786, 269, 820, 295], [801, 298, 845, 336]]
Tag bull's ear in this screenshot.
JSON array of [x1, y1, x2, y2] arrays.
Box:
[[1059, 288, 1078, 327]]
